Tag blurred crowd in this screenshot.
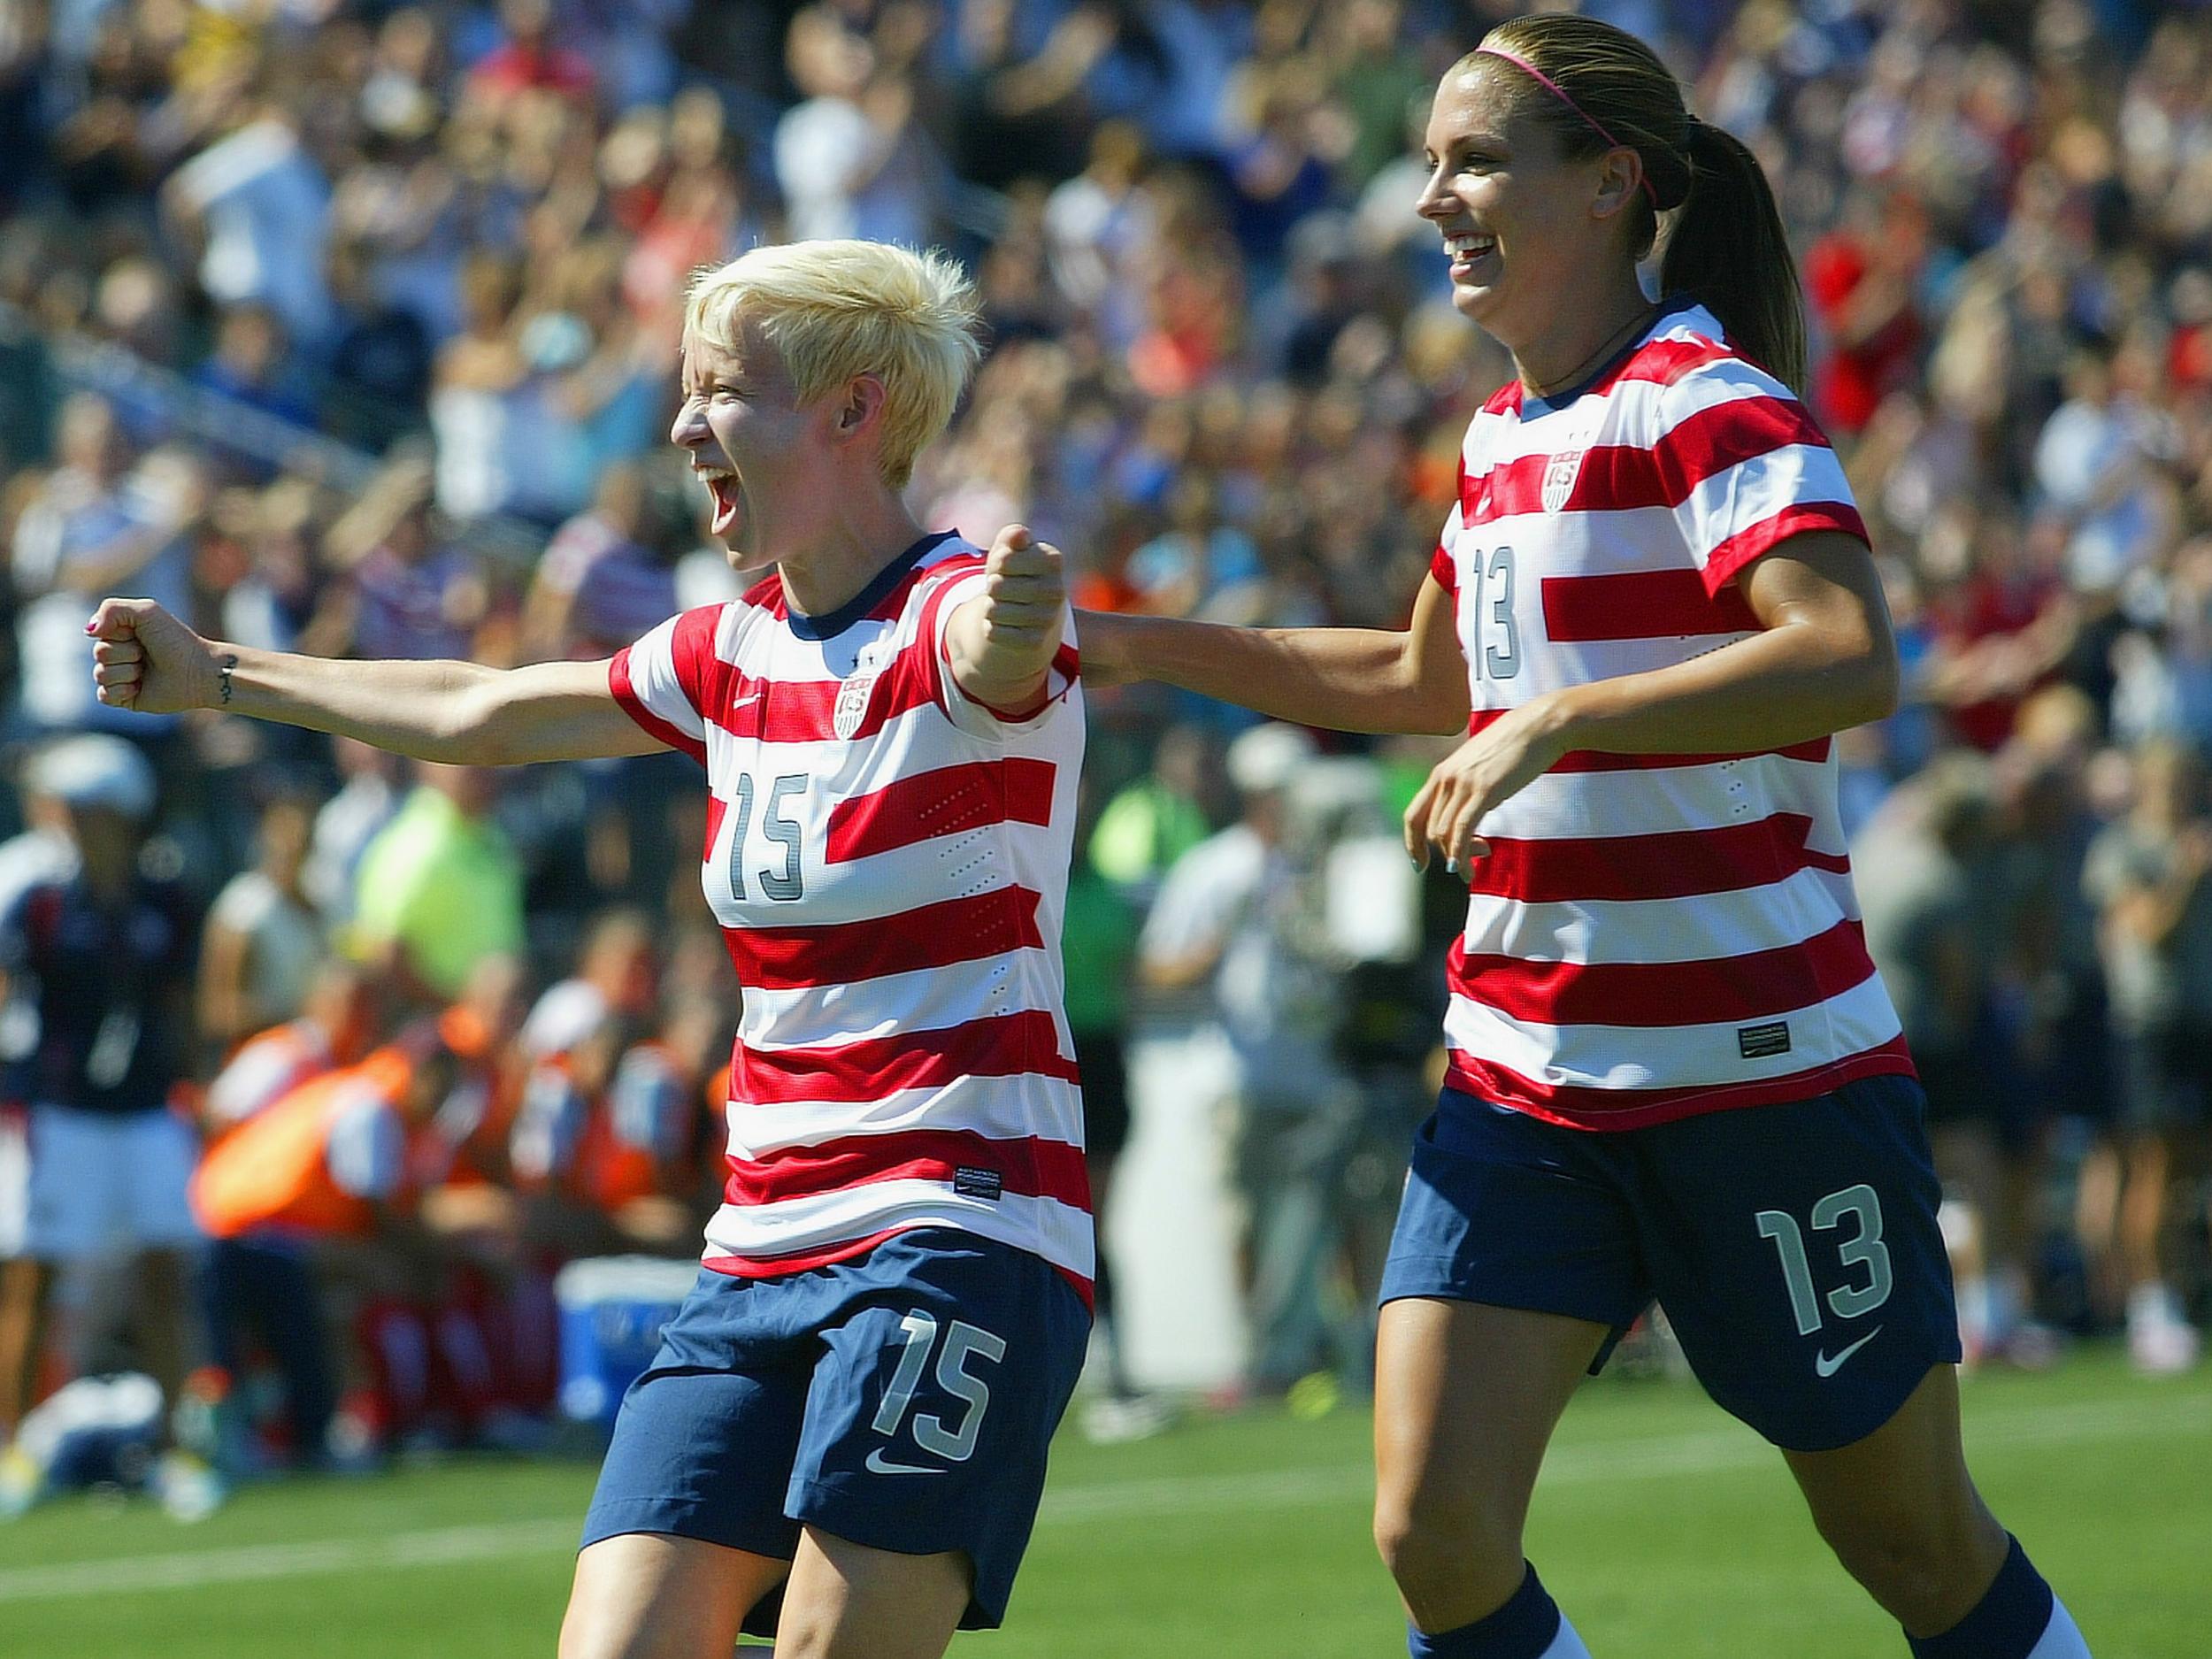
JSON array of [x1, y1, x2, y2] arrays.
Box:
[[3, 0, 2212, 1500]]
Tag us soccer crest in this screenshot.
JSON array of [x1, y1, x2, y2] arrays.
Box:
[[833, 641, 890, 740], [1541, 448, 1585, 513]]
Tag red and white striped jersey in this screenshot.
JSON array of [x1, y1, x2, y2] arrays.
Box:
[[1431, 303, 1912, 1132], [608, 532, 1093, 1298]]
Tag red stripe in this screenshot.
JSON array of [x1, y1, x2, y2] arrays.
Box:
[[728, 886, 1046, 990], [732, 1009, 1079, 1104], [1466, 396, 1832, 525], [701, 634, 941, 746], [607, 648, 706, 764], [1698, 502, 1870, 596], [825, 758, 1056, 864], [1595, 336, 1734, 392], [722, 1127, 1090, 1210], [1467, 708, 1831, 770], [741, 571, 787, 619], [1442, 1034, 1917, 1133], [1540, 568, 1759, 641], [913, 560, 986, 715], [1467, 814, 1846, 903], [1430, 541, 1456, 595], [1448, 917, 1878, 1029], [703, 1228, 1096, 1310]]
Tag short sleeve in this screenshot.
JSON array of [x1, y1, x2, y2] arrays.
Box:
[[608, 603, 721, 765], [919, 561, 1079, 741], [1655, 365, 1870, 597]]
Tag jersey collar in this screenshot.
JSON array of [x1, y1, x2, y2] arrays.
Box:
[[786, 530, 963, 641]]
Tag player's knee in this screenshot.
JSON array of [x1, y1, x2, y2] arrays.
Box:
[[1816, 1498, 2003, 1626], [1373, 1488, 1520, 1608]]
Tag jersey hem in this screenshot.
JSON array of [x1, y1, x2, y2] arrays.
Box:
[[1442, 1045, 1918, 1133], [703, 1222, 1096, 1312]]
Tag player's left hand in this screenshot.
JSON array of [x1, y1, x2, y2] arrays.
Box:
[[977, 525, 1065, 657], [1403, 697, 1574, 877]]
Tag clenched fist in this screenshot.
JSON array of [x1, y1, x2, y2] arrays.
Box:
[[974, 525, 1066, 657], [86, 599, 223, 715]]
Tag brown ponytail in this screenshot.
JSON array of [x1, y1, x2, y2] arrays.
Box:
[[1660, 118, 1806, 393], [1459, 16, 1809, 394]]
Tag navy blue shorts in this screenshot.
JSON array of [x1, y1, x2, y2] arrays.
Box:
[[580, 1228, 1090, 1633], [1379, 1073, 1961, 1453]]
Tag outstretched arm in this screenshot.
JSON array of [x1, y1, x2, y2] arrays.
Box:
[[1077, 573, 1469, 737], [88, 598, 667, 766]]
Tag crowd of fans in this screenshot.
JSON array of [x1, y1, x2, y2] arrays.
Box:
[[3, 0, 2212, 1502]]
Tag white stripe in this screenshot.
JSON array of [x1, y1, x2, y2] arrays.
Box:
[[737, 949, 1061, 1051], [620, 611, 710, 742], [1474, 749, 1838, 843], [1678, 443, 1856, 568], [0, 1388, 2195, 1604], [1442, 969, 1903, 1093], [724, 1074, 1087, 1159], [1463, 865, 1861, 969], [702, 1183, 1095, 1281]]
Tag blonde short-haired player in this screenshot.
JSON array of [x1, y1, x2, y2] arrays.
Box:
[[91, 240, 1093, 1659]]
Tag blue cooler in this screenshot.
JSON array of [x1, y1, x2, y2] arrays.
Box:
[[555, 1256, 703, 1435]]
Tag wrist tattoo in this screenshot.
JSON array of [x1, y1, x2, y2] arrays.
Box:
[[218, 652, 237, 707]]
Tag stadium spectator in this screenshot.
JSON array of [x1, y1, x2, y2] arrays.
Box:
[[204, 957, 382, 1137], [1140, 722, 1365, 1397], [2085, 736, 2212, 1373], [0, 735, 208, 1513], [349, 760, 526, 1005], [197, 787, 326, 1058]]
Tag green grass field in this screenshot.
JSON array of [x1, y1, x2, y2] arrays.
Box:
[[1, 1352, 2205, 1657]]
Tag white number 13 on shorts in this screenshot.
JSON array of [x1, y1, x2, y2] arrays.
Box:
[[1755, 1184, 1894, 1337]]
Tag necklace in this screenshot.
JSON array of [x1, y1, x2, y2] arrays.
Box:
[[1521, 302, 1661, 401]]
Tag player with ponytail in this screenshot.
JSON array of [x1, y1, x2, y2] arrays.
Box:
[[1084, 15, 2093, 1659]]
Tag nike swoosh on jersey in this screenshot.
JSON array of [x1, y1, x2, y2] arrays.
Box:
[[1814, 1325, 1883, 1379], [864, 1448, 944, 1476]]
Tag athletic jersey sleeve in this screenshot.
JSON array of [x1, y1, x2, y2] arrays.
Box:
[[607, 603, 723, 765], [918, 558, 1080, 741], [1655, 363, 1870, 597]]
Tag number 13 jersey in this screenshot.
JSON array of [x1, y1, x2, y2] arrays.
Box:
[[1430, 302, 1912, 1133], [609, 530, 1092, 1302]]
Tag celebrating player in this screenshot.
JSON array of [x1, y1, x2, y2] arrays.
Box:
[[1079, 17, 2092, 1659], [88, 239, 1091, 1659]]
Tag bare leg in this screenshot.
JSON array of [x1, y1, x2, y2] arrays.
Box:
[[1785, 1363, 2009, 1638], [772, 1525, 973, 1659], [1371, 1298, 1607, 1633], [0, 1256, 55, 1438], [558, 1532, 790, 1659]]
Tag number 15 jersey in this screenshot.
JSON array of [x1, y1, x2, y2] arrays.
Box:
[[609, 531, 1092, 1302], [1431, 302, 1912, 1133]]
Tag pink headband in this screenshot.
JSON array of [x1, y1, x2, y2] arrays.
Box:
[[1474, 43, 1659, 205]]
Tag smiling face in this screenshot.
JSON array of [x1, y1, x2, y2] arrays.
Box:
[[1416, 66, 1636, 353], [670, 313, 829, 573]]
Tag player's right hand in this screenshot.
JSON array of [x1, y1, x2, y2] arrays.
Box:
[[86, 598, 221, 715]]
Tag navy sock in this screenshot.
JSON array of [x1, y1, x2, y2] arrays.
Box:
[[1409, 1563, 1563, 1658], [1907, 1536, 2055, 1659]]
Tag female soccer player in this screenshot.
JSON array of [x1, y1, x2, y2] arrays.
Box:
[[90, 240, 1092, 1659], [1081, 17, 2092, 1659]]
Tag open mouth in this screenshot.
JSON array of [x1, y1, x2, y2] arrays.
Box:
[[696, 467, 742, 537]]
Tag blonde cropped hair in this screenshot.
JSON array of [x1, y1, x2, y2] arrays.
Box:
[[684, 241, 983, 488]]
